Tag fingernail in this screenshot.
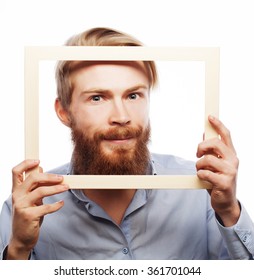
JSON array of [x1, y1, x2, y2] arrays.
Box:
[[56, 200, 64, 204], [55, 175, 63, 180]]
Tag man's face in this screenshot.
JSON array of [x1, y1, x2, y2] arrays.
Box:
[[66, 61, 151, 175]]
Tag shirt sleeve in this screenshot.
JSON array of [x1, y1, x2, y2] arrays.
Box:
[[0, 245, 8, 260], [0, 198, 34, 260], [0, 197, 12, 260], [216, 203, 254, 259]]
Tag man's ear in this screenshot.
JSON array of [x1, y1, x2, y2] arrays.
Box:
[[55, 98, 71, 127]]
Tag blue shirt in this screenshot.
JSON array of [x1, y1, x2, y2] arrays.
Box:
[[1, 153, 254, 259]]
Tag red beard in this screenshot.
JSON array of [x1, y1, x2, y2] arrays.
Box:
[[71, 123, 151, 175]]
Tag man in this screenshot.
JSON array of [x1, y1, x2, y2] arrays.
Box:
[[0, 27, 254, 260]]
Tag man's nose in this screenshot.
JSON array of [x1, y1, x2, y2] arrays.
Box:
[[109, 100, 131, 126]]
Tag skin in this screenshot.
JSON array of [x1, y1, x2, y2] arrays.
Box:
[[196, 115, 240, 226], [7, 62, 240, 259], [7, 160, 67, 259]]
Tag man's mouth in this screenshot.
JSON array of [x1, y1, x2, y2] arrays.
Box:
[[103, 137, 134, 144], [98, 127, 142, 148]]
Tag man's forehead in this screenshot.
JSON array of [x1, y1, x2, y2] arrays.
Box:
[[69, 60, 147, 74]]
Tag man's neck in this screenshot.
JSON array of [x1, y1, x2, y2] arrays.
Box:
[[82, 189, 136, 225]]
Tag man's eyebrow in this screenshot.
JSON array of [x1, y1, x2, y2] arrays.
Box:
[[124, 85, 149, 93], [80, 88, 110, 95], [81, 84, 149, 95]]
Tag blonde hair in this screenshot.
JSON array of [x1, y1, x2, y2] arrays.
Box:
[[56, 27, 158, 110]]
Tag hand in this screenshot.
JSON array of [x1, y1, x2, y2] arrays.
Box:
[[7, 160, 69, 259], [196, 116, 240, 227]]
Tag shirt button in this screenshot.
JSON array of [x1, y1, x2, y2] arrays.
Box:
[[122, 247, 129, 254], [243, 235, 247, 242]]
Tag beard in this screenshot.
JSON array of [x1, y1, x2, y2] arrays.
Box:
[[70, 122, 151, 175]]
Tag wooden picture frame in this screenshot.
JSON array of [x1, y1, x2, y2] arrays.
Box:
[[24, 46, 219, 189]]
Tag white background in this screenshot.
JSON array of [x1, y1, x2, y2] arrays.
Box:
[[0, 0, 254, 222]]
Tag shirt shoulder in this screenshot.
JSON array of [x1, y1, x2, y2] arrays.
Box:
[[46, 163, 71, 175], [151, 153, 196, 175]]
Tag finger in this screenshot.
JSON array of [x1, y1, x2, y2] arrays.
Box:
[[24, 200, 65, 219], [197, 168, 237, 193], [27, 184, 69, 206], [208, 115, 236, 153], [196, 154, 233, 174], [26, 173, 64, 192], [12, 160, 40, 191], [15, 172, 64, 195], [197, 144, 218, 158], [196, 155, 221, 172], [196, 137, 232, 160], [197, 169, 223, 186]]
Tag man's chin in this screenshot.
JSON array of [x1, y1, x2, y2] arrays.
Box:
[[100, 146, 135, 162]]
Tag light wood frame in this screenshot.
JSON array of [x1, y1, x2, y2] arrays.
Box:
[[24, 46, 220, 189]]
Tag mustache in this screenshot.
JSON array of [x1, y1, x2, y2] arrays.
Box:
[[96, 126, 143, 141]]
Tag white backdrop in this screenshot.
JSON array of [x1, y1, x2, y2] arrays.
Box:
[[0, 0, 254, 220]]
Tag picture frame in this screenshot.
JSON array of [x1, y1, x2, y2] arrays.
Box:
[[24, 46, 219, 189]]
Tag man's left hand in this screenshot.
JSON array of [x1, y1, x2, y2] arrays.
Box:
[[196, 115, 240, 227]]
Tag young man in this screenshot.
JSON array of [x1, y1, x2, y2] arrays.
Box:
[[1, 27, 254, 260]]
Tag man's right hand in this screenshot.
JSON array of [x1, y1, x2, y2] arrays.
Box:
[[6, 159, 69, 260]]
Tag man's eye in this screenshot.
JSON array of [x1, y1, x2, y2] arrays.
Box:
[[91, 95, 101, 102], [128, 93, 138, 100]]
